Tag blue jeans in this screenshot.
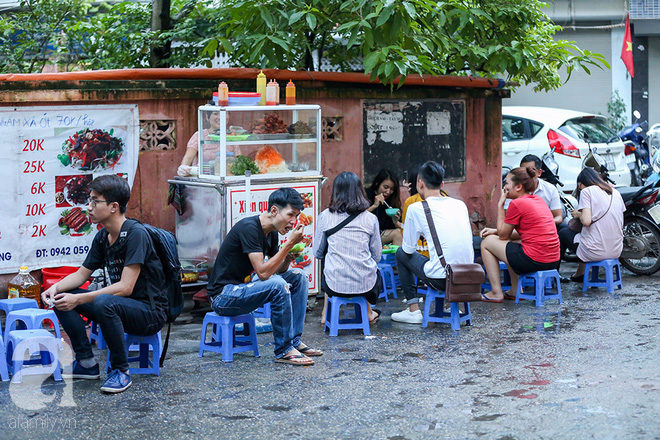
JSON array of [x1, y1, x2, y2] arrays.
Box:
[[211, 269, 309, 358], [55, 290, 166, 372], [395, 247, 446, 303]]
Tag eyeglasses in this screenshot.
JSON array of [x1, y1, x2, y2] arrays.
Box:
[[88, 199, 109, 208]]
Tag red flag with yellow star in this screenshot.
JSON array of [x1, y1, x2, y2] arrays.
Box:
[[621, 14, 634, 77]]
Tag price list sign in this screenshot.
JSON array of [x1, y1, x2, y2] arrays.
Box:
[[0, 105, 139, 274]]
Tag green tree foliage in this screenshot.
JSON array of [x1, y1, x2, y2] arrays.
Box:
[[202, 0, 609, 90]]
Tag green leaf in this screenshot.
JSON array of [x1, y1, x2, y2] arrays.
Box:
[[306, 13, 317, 30], [289, 11, 305, 25]]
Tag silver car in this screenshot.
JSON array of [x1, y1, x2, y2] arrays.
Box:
[[502, 106, 631, 193]]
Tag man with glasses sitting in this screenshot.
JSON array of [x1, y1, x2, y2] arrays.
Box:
[[41, 175, 168, 394]]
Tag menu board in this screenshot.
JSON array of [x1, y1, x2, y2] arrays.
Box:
[[228, 182, 318, 292], [0, 105, 140, 274]]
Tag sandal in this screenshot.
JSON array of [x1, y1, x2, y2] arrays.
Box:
[[570, 274, 584, 282], [298, 346, 324, 357], [481, 293, 503, 303], [274, 354, 315, 366], [369, 308, 382, 324]]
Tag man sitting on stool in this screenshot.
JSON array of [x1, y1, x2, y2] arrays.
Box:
[[42, 175, 167, 394], [207, 188, 322, 366]]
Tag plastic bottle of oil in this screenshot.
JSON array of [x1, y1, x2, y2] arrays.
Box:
[[8, 266, 42, 306]]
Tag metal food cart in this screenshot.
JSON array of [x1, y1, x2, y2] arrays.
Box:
[[168, 104, 323, 296]]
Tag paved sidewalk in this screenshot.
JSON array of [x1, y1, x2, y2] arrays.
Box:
[[1, 263, 659, 439]]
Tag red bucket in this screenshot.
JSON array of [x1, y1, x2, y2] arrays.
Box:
[[41, 266, 90, 290]]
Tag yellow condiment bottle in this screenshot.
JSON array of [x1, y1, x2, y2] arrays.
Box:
[[256, 71, 267, 106], [286, 79, 296, 105]]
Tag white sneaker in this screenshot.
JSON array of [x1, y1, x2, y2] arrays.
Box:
[[391, 308, 423, 324], [402, 297, 423, 304]]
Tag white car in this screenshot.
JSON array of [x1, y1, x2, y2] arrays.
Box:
[[502, 106, 631, 193]]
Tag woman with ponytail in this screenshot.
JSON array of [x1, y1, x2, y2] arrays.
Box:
[[480, 167, 560, 302]]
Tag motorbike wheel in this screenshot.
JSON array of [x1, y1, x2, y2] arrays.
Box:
[[619, 217, 660, 275]]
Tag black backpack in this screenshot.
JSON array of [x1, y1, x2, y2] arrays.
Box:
[[103, 219, 183, 367]]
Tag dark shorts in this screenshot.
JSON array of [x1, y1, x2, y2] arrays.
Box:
[[505, 242, 559, 275], [322, 272, 381, 305]]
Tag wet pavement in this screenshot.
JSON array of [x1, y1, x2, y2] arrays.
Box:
[[1, 262, 659, 439]]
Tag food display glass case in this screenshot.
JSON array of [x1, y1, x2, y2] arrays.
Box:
[[197, 104, 321, 179]]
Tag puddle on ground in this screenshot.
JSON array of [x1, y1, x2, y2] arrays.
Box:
[[402, 352, 424, 358], [336, 348, 358, 353], [222, 415, 254, 420], [506, 389, 537, 399], [262, 405, 291, 412], [472, 414, 505, 421]]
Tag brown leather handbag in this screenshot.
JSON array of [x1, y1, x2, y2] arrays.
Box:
[[422, 201, 485, 302]]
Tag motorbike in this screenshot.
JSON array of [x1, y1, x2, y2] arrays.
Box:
[[619, 111, 650, 186], [645, 123, 660, 185], [580, 141, 660, 275]]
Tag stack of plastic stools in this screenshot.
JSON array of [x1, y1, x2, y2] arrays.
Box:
[[89, 321, 107, 349], [582, 259, 623, 293], [107, 331, 162, 375], [481, 261, 511, 292], [6, 329, 62, 383], [420, 287, 472, 330], [377, 264, 398, 302], [515, 270, 563, 306], [4, 308, 61, 342], [324, 296, 371, 337], [0, 298, 39, 333], [199, 312, 260, 362], [0, 334, 9, 381]]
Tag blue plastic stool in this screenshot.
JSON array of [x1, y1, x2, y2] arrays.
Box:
[[379, 253, 396, 265], [0, 298, 39, 333], [199, 312, 260, 362], [253, 302, 271, 319], [0, 333, 9, 381], [5, 308, 61, 342], [377, 263, 398, 302], [107, 331, 162, 375], [420, 287, 472, 330], [324, 296, 371, 337], [6, 329, 62, 383], [481, 261, 512, 292], [515, 270, 563, 307], [89, 321, 107, 349], [582, 259, 623, 293]]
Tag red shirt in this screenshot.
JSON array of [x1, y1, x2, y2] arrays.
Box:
[[505, 194, 560, 263]]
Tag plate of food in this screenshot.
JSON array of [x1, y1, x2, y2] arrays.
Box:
[[63, 176, 91, 206], [58, 128, 124, 172], [382, 244, 399, 254], [59, 208, 93, 236]]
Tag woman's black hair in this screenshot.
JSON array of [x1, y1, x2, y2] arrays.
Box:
[[328, 171, 371, 214], [89, 175, 131, 214], [407, 164, 421, 196], [508, 167, 537, 193], [369, 169, 401, 208], [577, 167, 613, 194]]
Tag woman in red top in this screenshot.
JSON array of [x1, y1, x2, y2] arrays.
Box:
[[480, 167, 560, 302]]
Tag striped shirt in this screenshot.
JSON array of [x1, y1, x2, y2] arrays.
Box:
[[313, 210, 382, 294]]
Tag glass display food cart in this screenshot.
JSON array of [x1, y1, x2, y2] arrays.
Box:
[[168, 104, 323, 295]]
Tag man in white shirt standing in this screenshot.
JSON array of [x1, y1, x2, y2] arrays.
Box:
[[392, 161, 474, 324]]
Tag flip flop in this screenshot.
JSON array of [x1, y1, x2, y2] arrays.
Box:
[[274, 354, 315, 366], [369, 308, 382, 324], [503, 292, 518, 300], [481, 293, 503, 303], [298, 346, 324, 357]]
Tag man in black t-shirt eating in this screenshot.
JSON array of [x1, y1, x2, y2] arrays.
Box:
[[207, 188, 322, 366], [42, 175, 167, 394]]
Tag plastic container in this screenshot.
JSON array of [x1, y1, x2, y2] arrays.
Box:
[[226, 151, 236, 175], [215, 152, 222, 176], [228, 92, 261, 106], [256, 70, 267, 106], [9, 266, 41, 306], [286, 80, 296, 105], [218, 81, 229, 106], [41, 266, 90, 291]]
